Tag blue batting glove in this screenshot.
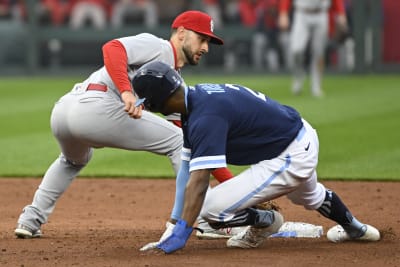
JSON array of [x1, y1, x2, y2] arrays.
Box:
[[157, 219, 193, 254]]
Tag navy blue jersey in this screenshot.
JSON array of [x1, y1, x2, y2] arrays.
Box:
[[181, 83, 303, 171]]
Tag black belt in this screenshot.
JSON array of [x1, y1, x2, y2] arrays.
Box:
[[299, 7, 323, 13]]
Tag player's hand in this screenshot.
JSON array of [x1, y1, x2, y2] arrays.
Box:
[[336, 14, 348, 32], [157, 219, 193, 254], [278, 12, 290, 31], [139, 221, 176, 251], [333, 14, 349, 44], [121, 91, 143, 119]]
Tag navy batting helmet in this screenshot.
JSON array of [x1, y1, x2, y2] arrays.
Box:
[[131, 61, 183, 112]]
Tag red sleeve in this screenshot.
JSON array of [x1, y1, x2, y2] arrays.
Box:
[[102, 39, 132, 93], [279, 0, 291, 13], [330, 0, 345, 15]]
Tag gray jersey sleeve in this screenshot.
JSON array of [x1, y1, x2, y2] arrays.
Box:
[[119, 33, 180, 122], [81, 33, 175, 98]]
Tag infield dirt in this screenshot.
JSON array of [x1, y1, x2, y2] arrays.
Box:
[[1, 178, 399, 267]]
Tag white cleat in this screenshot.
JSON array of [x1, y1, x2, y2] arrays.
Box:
[[226, 211, 284, 248], [291, 75, 305, 95], [196, 218, 248, 239], [196, 226, 248, 240], [312, 89, 325, 98], [327, 224, 380, 243]]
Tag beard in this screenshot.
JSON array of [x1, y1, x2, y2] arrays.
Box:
[[182, 45, 199, 66]]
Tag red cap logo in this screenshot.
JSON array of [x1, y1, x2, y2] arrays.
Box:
[[171, 10, 224, 45]]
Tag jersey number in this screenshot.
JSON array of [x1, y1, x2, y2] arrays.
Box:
[[225, 84, 267, 102]]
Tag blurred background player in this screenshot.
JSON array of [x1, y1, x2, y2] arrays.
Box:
[[240, 0, 281, 72], [0, 0, 25, 22], [278, 0, 348, 97], [69, 0, 110, 30], [110, 0, 158, 29]]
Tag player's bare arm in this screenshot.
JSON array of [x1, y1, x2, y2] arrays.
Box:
[[181, 169, 212, 226]]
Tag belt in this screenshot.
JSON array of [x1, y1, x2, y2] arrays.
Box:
[[87, 83, 107, 92], [299, 7, 323, 13]]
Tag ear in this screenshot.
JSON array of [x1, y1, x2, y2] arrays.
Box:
[[163, 85, 186, 115], [176, 26, 186, 41]]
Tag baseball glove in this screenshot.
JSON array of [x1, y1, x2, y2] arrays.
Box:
[[254, 200, 281, 211]]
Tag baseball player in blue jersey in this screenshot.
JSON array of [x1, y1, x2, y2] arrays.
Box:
[[131, 61, 380, 254], [14, 10, 237, 240]]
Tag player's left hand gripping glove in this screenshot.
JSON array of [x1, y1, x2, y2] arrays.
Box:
[[157, 219, 193, 254]]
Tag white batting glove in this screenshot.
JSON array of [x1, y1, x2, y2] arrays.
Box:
[[139, 221, 175, 251]]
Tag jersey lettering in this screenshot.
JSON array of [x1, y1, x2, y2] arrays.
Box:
[[199, 83, 225, 94], [199, 83, 267, 102]]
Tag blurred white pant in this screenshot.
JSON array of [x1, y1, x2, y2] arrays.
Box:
[[69, 2, 107, 29], [289, 10, 328, 96], [110, 0, 158, 28]]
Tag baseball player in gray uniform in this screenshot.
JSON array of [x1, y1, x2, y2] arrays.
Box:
[[14, 10, 231, 239], [279, 0, 347, 97]]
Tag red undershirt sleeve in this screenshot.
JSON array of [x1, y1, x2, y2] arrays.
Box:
[[102, 39, 132, 94], [279, 0, 291, 13], [331, 0, 345, 14]]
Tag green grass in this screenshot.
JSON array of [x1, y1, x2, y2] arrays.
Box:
[[0, 74, 399, 180]]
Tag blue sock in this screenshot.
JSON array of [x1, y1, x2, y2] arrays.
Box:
[[209, 208, 274, 228], [317, 189, 365, 238]]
